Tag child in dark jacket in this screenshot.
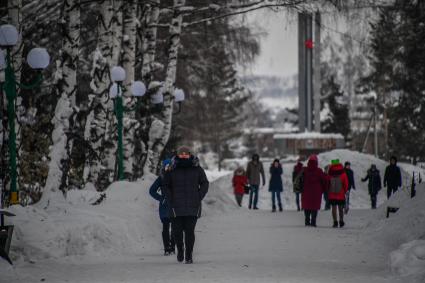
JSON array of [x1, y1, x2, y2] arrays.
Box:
[[149, 159, 175, 255], [233, 167, 248, 207], [361, 164, 382, 209]]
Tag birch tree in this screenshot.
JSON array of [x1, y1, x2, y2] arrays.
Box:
[[42, 0, 80, 203], [143, 0, 185, 174], [121, 0, 138, 179], [84, 0, 123, 189], [132, 0, 161, 178]]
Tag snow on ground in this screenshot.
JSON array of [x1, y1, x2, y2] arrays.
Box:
[[0, 150, 424, 282]]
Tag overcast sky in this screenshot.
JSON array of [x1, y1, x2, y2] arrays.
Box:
[[241, 9, 299, 78]]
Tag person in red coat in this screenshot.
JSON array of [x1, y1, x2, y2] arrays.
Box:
[[232, 167, 248, 207], [327, 159, 349, 228], [301, 155, 328, 227]]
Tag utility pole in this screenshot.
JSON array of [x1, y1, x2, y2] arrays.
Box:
[[298, 13, 306, 132], [313, 11, 321, 133], [374, 101, 379, 157]]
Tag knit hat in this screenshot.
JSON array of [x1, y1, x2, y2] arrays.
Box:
[[309, 155, 318, 162], [331, 159, 340, 165], [177, 145, 191, 155]]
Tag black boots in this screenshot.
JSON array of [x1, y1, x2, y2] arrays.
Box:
[[279, 204, 283, 212], [339, 221, 345, 228], [177, 246, 184, 262], [333, 221, 338, 228], [272, 205, 276, 212]]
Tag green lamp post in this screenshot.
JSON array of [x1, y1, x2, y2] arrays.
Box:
[[109, 67, 185, 181], [0, 24, 50, 205]]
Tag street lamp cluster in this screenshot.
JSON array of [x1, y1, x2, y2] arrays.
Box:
[[109, 66, 186, 181], [0, 24, 50, 205]]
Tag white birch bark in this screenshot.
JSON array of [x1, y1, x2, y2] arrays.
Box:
[[144, 0, 185, 174], [84, 0, 123, 189], [42, 0, 80, 204], [121, 0, 138, 179], [133, 0, 161, 178]]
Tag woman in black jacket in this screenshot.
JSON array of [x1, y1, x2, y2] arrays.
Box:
[[269, 159, 283, 212], [163, 146, 209, 264]]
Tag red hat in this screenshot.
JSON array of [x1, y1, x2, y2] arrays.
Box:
[[309, 155, 318, 162]]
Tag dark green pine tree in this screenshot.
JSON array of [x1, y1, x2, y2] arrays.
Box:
[[387, 1, 425, 162], [321, 75, 351, 139]]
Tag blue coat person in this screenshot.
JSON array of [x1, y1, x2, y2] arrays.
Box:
[[269, 165, 283, 192], [149, 176, 170, 222]]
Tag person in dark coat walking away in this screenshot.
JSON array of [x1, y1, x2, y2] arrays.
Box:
[[301, 155, 328, 227], [232, 167, 248, 207], [246, 154, 265, 210], [384, 156, 402, 199], [327, 159, 349, 228], [149, 159, 175, 255], [292, 158, 304, 211], [344, 161, 356, 214], [361, 164, 382, 209], [163, 146, 209, 264], [269, 159, 283, 212]]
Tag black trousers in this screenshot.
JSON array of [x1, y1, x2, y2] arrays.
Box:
[[162, 218, 175, 252], [370, 193, 377, 209], [387, 186, 398, 199], [172, 216, 198, 258], [295, 193, 300, 210], [304, 210, 318, 225], [235, 194, 243, 207]]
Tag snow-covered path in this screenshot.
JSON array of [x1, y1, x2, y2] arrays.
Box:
[[2, 208, 400, 283]]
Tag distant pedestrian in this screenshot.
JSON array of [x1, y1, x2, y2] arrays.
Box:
[[269, 159, 283, 212], [246, 154, 265, 210], [232, 167, 248, 207], [344, 161, 356, 214], [292, 158, 304, 211], [164, 146, 209, 264], [149, 159, 175, 256], [384, 156, 402, 199], [327, 159, 349, 228], [361, 164, 382, 209], [323, 165, 331, 210], [301, 155, 328, 227]]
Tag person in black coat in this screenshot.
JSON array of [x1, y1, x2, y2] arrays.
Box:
[[269, 159, 283, 212], [384, 156, 402, 199], [149, 159, 175, 256], [361, 164, 382, 209], [344, 162, 356, 214], [163, 146, 209, 264]]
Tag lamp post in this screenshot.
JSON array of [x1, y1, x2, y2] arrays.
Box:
[[0, 24, 49, 205], [109, 70, 185, 181]]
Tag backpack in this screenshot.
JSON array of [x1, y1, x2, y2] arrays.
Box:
[[293, 170, 304, 193], [329, 176, 343, 194]]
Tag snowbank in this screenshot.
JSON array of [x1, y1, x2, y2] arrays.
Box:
[[5, 174, 161, 262], [390, 240, 425, 282], [2, 171, 236, 264]]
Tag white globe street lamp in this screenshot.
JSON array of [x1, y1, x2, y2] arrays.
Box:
[[0, 24, 49, 205]]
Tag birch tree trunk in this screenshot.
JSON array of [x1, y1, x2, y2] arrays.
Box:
[[84, 0, 123, 189], [144, 0, 185, 174], [133, 0, 160, 178], [121, 0, 138, 179], [42, 0, 80, 204]]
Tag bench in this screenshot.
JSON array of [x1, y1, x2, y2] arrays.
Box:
[[0, 210, 16, 265]]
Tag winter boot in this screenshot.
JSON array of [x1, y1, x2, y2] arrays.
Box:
[[253, 206, 259, 210], [248, 204, 252, 209], [185, 251, 193, 264], [279, 204, 283, 212], [272, 205, 276, 212], [339, 221, 345, 228], [305, 218, 311, 226], [332, 221, 338, 228], [177, 246, 184, 262]]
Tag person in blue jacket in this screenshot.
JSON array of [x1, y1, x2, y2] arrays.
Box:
[[149, 159, 175, 255], [269, 159, 283, 212]]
